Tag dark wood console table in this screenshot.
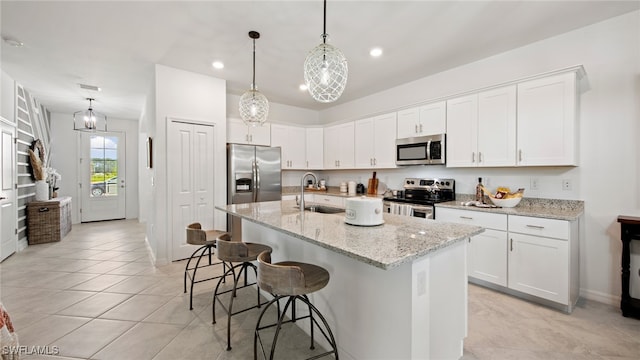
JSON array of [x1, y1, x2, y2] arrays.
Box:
[[617, 215, 640, 318]]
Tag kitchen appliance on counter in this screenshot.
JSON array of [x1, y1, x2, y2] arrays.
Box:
[[345, 197, 384, 226], [227, 144, 282, 233], [395, 134, 446, 165], [383, 178, 455, 219]]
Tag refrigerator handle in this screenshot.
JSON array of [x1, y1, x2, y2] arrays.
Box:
[[253, 160, 259, 202]]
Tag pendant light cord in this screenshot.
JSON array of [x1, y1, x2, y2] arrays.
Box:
[[322, 0, 327, 44], [252, 37, 256, 90]]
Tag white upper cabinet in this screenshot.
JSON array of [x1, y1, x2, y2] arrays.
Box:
[[227, 118, 271, 146], [324, 122, 355, 169], [446, 86, 516, 167], [271, 124, 305, 169], [477, 86, 517, 167], [517, 72, 577, 166], [305, 127, 324, 169], [397, 101, 446, 139], [446, 94, 478, 167], [354, 112, 397, 169]]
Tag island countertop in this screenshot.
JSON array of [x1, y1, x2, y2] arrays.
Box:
[[216, 200, 483, 270]]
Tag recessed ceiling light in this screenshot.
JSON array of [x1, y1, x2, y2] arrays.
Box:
[[2, 36, 24, 47], [370, 47, 383, 57], [299, 84, 308, 91], [212, 61, 224, 69]]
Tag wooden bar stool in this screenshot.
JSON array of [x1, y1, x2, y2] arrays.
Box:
[[212, 233, 273, 351], [254, 251, 339, 360], [184, 223, 227, 310]]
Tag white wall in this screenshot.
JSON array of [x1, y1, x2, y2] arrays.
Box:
[[314, 11, 640, 304], [0, 70, 15, 121], [49, 113, 139, 224], [149, 64, 226, 265]]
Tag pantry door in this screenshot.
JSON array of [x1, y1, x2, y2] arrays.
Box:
[[169, 120, 215, 261], [0, 118, 17, 262], [80, 132, 126, 222]]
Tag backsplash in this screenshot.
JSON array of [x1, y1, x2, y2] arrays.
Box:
[[282, 166, 582, 200]]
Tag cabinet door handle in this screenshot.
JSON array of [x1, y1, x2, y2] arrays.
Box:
[[510, 238, 513, 251], [519, 149, 523, 162], [419, 124, 423, 133], [526, 225, 545, 229], [460, 216, 473, 220], [374, 158, 377, 166], [468, 237, 471, 243], [478, 152, 482, 163], [472, 152, 475, 163], [306, 160, 309, 168], [415, 124, 418, 133]]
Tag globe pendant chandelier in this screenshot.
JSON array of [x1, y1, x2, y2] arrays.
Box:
[[239, 31, 269, 127], [73, 98, 107, 132], [303, 0, 348, 103]]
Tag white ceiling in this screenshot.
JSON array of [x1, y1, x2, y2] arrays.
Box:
[[2, 1, 639, 120]]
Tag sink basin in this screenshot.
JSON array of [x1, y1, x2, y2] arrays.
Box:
[[302, 205, 345, 214]]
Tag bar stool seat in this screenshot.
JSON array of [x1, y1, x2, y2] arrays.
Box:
[[184, 223, 227, 310], [254, 251, 339, 360], [212, 233, 273, 351]]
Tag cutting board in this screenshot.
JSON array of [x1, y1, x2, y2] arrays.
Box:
[[367, 178, 378, 195]]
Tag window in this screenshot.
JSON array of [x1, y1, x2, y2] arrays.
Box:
[[89, 135, 119, 197]]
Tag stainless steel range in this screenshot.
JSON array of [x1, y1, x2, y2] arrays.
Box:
[[383, 178, 455, 219]]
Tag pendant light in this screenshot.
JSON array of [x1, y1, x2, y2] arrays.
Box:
[[303, 0, 348, 103], [73, 98, 107, 132], [239, 31, 269, 127]]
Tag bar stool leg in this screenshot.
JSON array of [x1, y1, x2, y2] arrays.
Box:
[[188, 245, 210, 310], [212, 263, 237, 324], [183, 245, 206, 294], [254, 295, 282, 360], [303, 295, 315, 350]]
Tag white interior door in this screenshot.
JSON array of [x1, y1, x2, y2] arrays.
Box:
[[0, 119, 17, 262], [80, 132, 126, 222], [169, 120, 215, 261]]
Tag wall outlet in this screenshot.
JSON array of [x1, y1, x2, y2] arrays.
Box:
[[484, 177, 490, 187], [530, 178, 539, 190], [562, 179, 572, 191]]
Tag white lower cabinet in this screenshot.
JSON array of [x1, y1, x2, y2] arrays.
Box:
[[508, 232, 568, 304], [436, 208, 507, 287], [436, 207, 579, 311]]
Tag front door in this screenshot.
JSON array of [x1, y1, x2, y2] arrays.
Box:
[[80, 132, 126, 222], [169, 120, 215, 261], [0, 119, 17, 261]]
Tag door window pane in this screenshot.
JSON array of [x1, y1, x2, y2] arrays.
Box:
[[90, 135, 118, 197]]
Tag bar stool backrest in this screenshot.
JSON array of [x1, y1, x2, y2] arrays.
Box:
[[216, 233, 250, 262], [186, 223, 207, 246], [256, 251, 306, 295]]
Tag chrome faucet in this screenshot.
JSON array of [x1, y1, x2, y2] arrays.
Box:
[[300, 172, 317, 211]]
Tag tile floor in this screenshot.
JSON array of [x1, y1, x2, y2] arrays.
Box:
[[0, 219, 638, 360]]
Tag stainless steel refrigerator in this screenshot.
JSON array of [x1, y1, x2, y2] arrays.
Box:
[[227, 144, 281, 234]]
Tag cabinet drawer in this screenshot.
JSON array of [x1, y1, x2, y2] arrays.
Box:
[[313, 195, 345, 208], [509, 215, 569, 240], [436, 208, 507, 231]]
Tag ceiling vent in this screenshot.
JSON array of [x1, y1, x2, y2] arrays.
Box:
[[79, 83, 101, 92]]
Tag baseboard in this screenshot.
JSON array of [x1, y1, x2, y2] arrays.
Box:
[[579, 288, 620, 306]]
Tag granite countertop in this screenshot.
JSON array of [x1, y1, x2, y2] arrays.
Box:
[[435, 196, 584, 221], [216, 200, 483, 270]]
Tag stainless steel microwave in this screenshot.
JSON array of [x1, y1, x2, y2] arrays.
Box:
[[396, 134, 446, 165]]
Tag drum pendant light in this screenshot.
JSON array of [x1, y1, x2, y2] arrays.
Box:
[[239, 31, 269, 127], [303, 0, 348, 103], [73, 98, 107, 132]]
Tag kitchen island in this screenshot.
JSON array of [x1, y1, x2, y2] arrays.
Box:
[[216, 200, 483, 360]]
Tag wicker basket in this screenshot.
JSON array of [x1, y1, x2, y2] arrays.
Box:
[[27, 197, 72, 245]]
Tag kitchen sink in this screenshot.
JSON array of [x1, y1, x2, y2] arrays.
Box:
[[301, 205, 345, 214]]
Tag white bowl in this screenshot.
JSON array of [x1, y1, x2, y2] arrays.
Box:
[[489, 196, 522, 208]]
